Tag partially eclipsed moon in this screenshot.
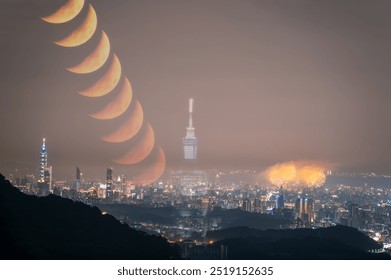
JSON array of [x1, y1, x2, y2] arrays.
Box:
[[102, 100, 144, 143], [133, 145, 166, 186], [42, 0, 85, 24], [67, 31, 110, 74], [90, 77, 133, 120], [55, 4, 97, 47], [80, 54, 122, 97], [113, 122, 155, 164]]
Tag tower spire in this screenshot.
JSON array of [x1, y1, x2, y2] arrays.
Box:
[[188, 98, 193, 128], [183, 98, 198, 160]]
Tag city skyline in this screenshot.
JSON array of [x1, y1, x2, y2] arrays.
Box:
[[2, 0, 391, 179]]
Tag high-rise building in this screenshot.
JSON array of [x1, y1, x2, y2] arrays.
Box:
[[75, 166, 81, 189], [253, 198, 261, 213], [39, 138, 47, 181], [276, 194, 284, 209], [115, 176, 122, 192], [295, 197, 315, 226], [37, 138, 52, 196], [182, 98, 198, 160], [305, 198, 315, 222], [44, 165, 52, 193], [242, 198, 251, 212], [76, 166, 81, 181], [348, 203, 359, 228], [121, 175, 127, 193], [106, 168, 113, 199]]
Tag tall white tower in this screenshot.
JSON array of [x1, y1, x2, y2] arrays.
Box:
[[38, 138, 52, 195], [182, 98, 198, 160], [39, 138, 47, 181]]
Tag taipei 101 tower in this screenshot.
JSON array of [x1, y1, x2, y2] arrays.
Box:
[[182, 98, 198, 161]]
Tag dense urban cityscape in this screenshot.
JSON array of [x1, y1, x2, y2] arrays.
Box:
[[4, 99, 391, 257], [7, 166, 391, 251]]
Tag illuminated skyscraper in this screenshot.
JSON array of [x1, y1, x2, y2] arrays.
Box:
[[39, 138, 47, 181], [44, 165, 52, 193], [38, 138, 52, 195], [182, 98, 198, 160], [106, 168, 113, 199], [295, 197, 315, 225], [121, 175, 127, 193]]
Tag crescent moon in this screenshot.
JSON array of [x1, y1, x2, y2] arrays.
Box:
[[113, 123, 155, 164], [102, 100, 144, 143], [90, 76, 133, 120], [79, 54, 122, 97], [133, 145, 166, 186], [42, 0, 85, 24], [67, 31, 110, 74], [55, 4, 97, 47]]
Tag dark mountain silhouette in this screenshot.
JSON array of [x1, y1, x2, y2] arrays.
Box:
[[96, 204, 289, 230], [0, 173, 179, 260], [206, 226, 389, 259], [209, 207, 289, 229], [96, 203, 177, 225]]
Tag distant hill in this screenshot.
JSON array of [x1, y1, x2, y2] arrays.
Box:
[[96, 204, 289, 230], [96, 203, 177, 225], [0, 173, 179, 260], [206, 226, 389, 259], [209, 207, 289, 229]]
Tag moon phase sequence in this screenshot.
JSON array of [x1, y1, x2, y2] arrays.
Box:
[[68, 31, 110, 74], [90, 77, 133, 120], [41, 0, 85, 24], [102, 100, 144, 143], [113, 122, 155, 165], [55, 4, 97, 48], [80, 54, 122, 97], [132, 146, 166, 186], [43, 0, 166, 184]]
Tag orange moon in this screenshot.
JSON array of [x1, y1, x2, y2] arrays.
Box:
[[102, 100, 144, 143], [42, 0, 85, 24], [80, 54, 122, 97], [132, 145, 166, 186], [55, 4, 97, 47], [113, 122, 155, 164], [90, 77, 133, 120], [67, 31, 110, 74]]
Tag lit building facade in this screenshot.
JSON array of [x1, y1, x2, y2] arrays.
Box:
[[39, 138, 47, 181], [295, 197, 315, 226], [37, 138, 52, 196], [106, 168, 113, 199]]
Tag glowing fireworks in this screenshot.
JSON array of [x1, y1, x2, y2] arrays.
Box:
[[265, 161, 326, 188]]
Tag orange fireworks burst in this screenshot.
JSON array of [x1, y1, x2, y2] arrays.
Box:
[[265, 161, 326, 188]]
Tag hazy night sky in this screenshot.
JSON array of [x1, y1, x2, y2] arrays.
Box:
[[1, 0, 391, 179]]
